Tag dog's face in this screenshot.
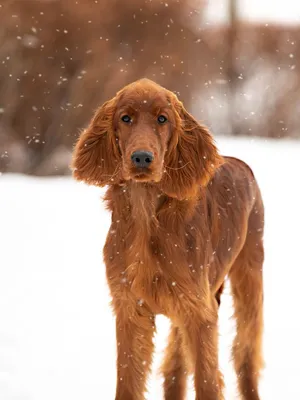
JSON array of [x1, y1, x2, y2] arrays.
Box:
[[114, 83, 175, 183], [72, 78, 223, 199]]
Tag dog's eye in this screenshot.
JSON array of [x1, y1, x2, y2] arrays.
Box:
[[121, 115, 131, 123], [157, 115, 167, 124]]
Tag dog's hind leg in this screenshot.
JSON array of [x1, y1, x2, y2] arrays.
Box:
[[229, 202, 264, 400], [161, 326, 187, 400]]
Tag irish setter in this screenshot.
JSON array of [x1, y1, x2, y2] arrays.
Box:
[[72, 78, 264, 400]]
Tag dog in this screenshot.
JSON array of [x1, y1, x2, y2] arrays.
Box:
[[72, 78, 264, 400]]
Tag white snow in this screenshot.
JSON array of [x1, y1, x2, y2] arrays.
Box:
[[1, 136, 300, 399], [204, 0, 300, 25]]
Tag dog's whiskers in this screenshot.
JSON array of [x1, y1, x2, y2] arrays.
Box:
[[102, 163, 121, 180], [166, 161, 191, 171]]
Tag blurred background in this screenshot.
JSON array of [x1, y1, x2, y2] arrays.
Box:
[[0, 0, 300, 176]]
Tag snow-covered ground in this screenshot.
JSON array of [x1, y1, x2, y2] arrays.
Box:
[[0, 136, 299, 399]]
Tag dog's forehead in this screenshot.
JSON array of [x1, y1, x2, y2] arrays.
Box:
[[117, 84, 171, 111]]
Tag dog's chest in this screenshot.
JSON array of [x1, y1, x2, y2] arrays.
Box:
[[123, 217, 199, 299]]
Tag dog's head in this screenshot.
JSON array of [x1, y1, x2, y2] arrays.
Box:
[[72, 78, 223, 199]]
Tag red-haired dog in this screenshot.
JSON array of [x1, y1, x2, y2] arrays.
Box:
[[72, 79, 264, 400]]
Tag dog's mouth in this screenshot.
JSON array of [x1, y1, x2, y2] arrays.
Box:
[[122, 160, 163, 183], [129, 168, 162, 183], [132, 171, 154, 182]]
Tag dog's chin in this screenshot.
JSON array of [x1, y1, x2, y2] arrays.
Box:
[[123, 168, 162, 183], [133, 172, 162, 183], [133, 174, 153, 183]]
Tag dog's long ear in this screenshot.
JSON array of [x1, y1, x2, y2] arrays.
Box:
[[71, 98, 121, 186], [160, 98, 223, 199]]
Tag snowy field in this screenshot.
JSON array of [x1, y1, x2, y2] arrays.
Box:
[[0, 136, 300, 399]]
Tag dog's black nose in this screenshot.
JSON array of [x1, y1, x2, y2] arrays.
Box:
[[131, 150, 154, 168]]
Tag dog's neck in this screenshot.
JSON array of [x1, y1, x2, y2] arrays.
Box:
[[128, 182, 162, 225], [124, 181, 201, 233]]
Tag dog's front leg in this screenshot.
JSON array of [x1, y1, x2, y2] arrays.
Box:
[[114, 300, 156, 400], [177, 299, 224, 400]]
